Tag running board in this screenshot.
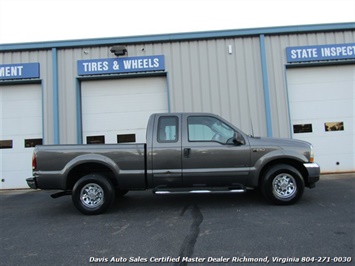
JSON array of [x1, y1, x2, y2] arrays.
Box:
[[51, 191, 72, 198], [153, 187, 246, 195]]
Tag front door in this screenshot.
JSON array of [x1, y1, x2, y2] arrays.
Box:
[[182, 114, 250, 187]]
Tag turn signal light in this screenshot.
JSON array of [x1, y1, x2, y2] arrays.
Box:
[[310, 146, 315, 163]]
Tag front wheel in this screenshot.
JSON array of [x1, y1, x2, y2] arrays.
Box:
[[261, 164, 304, 205], [72, 174, 115, 215]]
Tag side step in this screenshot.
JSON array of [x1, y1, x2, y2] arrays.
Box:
[[153, 187, 246, 195], [51, 191, 72, 198]]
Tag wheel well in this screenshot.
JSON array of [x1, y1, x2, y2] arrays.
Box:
[[66, 163, 117, 190], [258, 159, 308, 186]]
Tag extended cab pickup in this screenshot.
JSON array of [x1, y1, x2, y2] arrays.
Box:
[[27, 113, 320, 215]]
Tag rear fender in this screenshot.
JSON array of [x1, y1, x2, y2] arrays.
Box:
[[63, 154, 120, 188]]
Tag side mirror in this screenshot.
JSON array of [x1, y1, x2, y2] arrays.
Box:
[[233, 132, 245, 145]]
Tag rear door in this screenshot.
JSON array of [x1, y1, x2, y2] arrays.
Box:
[[151, 114, 182, 187], [182, 114, 250, 187]]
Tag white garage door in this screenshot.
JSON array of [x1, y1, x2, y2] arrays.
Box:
[[287, 65, 354, 173], [81, 77, 168, 144], [0, 84, 42, 189]]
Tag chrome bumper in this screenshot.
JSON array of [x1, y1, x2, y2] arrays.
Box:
[[303, 162, 320, 185]]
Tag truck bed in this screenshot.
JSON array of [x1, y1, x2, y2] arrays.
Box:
[[33, 143, 146, 190]]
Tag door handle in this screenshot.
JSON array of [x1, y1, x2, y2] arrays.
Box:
[[184, 148, 191, 158]]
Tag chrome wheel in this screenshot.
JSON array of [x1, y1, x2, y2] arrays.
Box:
[[272, 173, 297, 199], [80, 183, 104, 208]]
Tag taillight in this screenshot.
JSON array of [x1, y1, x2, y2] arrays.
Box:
[[32, 153, 37, 171]]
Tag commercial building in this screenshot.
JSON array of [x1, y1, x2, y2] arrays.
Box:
[[1, 23, 354, 189]]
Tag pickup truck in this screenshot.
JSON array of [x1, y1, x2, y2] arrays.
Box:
[[27, 113, 320, 215]]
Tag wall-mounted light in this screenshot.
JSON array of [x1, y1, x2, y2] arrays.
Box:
[[228, 45, 233, 54], [110, 45, 127, 56]]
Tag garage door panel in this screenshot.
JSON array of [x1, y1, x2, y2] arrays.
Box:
[[3, 117, 42, 136], [83, 78, 166, 96], [289, 81, 352, 102], [290, 99, 352, 120], [2, 99, 41, 112], [313, 135, 351, 152], [289, 65, 353, 84], [316, 154, 353, 172], [83, 92, 167, 114], [83, 110, 158, 131]]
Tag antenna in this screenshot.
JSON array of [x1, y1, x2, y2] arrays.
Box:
[[250, 119, 254, 137]]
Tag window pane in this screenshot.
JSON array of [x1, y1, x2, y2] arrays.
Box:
[[25, 138, 43, 148], [117, 134, 136, 143], [0, 140, 13, 149], [188, 124, 214, 141], [86, 135, 105, 144], [157, 116, 178, 142], [293, 124, 313, 133], [325, 122, 344, 132]]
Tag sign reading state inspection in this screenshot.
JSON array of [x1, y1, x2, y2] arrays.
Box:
[[77, 55, 165, 75], [286, 43, 355, 63]]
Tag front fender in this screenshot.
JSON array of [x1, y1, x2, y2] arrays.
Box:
[[248, 149, 308, 187]]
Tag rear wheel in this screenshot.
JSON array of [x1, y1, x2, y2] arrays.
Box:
[[72, 174, 115, 215], [261, 164, 304, 205]]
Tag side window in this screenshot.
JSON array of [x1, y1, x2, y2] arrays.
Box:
[[188, 123, 215, 141], [188, 116, 235, 144], [157, 116, 178, 143]]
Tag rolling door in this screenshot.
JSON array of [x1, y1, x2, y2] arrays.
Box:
[[287, 65, 354, 173], [81, 77, 168, 144], [0, 84, 42, 189]]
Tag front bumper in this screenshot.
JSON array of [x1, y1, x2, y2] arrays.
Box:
[[26, 177, 38, 189], [303, 162, 320, 186]]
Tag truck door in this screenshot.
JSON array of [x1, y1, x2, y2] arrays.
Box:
[[182, 114, 250, 187], [151, 114, 182, 187]]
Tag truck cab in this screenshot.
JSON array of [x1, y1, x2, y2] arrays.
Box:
[[148, 113, 251, 189]]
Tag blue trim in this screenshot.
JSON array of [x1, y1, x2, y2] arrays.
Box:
[[1, 23, 354, 51], [40, 81, 45, 144], [283, 66, 294, 138], [52, 48, 60, 144], [259, 34, 273, 137], [166, 73, 171, 112], [75, 79, 83, 144]]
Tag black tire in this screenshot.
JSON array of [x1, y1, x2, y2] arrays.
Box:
[[72, 174, 115, 215], [261, 164, 304, 205]]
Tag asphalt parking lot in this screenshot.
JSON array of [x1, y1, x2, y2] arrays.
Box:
[[0, 174, 354, 266]]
